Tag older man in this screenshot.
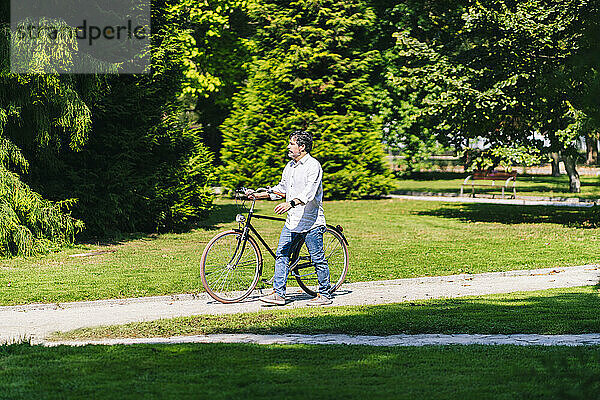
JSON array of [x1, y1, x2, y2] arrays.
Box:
[[248, 130, 332, 306]]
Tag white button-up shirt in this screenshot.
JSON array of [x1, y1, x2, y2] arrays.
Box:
[[271, 153, 326, 232]]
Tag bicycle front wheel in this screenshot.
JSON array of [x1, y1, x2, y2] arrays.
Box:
[[292, 227, 349, 297], [200, 230, 262, 303]]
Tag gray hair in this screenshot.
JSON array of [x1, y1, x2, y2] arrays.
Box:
[[290, 130, 313, 152]]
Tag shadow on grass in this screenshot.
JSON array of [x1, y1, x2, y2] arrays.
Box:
[[32, 289, 600, 398], [77, 203, 240, 246], [65, 288, 600, 340], [210, 289, 600, 336], [192, 203, 239, 231], [398, 171, 467, 181], [404, 171, 600, 184], [78, 232, 160, 247], [2, 341, 600, 399], [416, 203, 600, 228]]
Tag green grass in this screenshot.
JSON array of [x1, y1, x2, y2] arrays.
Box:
[[395, 172, 600, 199], [1, 342, 600, 399], [52, 286, 600, 341], [1, 198, 600, 305]]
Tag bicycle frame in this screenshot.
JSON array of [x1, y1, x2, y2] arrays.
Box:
[[234, 198, 285, 261], [233, 197, 348, 278]]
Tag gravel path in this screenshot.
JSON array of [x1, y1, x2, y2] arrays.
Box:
[[43, 333, 600, 347], [1, 264, 598, 344], [390, 194, 597, 207]]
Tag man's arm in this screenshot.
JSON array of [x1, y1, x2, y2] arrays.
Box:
[[268, 164, 288, 200], [296, 163, 322, 205], [247, 164, 289, 200], [246, 190, 270, 200], [274, 163, 321, 214], [274, 197, 303, 214]]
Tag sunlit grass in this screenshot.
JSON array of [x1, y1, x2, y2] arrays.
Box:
[[1, 197, 599, 305], [394, 172, 600, 199]]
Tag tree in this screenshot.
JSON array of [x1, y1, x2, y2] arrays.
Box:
[[381, 0, 598, 192], [219, 0, 393, 198], [28, 0, 221, 236], [0, 0, 225, 242], [165, 0, 253, 157], [0, 11, 87, 255], [373, 0, 468, 173]]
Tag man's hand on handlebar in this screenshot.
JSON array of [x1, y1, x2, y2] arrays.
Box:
[[243, 188, 269, 200], [241, 187, 285, 201], [239, 187, 303, 215], [243, 188, 255, 199]]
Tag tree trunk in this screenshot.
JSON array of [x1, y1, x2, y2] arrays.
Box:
[[550, 152, 561, 176], [562, 153, 581, 193], [585, 133, 598, 165]]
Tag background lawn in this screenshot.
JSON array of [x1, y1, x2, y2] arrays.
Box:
[[1, 342, 600, 400], [1, 198, 600, 305], [394, 172, 600, 199]]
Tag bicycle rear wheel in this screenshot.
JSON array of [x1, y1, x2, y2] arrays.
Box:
[[200, 230, 262, 303], [292, 227, 349, 297]]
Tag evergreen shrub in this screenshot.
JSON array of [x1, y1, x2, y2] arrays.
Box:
[[219, 0, 393, 198]]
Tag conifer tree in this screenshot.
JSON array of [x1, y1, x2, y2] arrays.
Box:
[[0, 0, 219, 245], [0, 13, 86, 255], [220, 0, 392, 198], [27, 1, 219, 236]]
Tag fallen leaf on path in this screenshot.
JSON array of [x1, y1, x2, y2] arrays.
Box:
[[531, 269, 563, 276]]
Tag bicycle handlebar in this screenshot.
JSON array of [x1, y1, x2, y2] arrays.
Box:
[[236, 187, 269, 194], [236, 187, 284, 198]]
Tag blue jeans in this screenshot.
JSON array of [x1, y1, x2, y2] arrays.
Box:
[[273, 225, 331, 299]]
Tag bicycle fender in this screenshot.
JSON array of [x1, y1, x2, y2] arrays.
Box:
[[327, 223, 349, 246]]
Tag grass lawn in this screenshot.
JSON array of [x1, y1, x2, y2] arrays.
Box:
[[394, 172, 600, 199], [52, 286, 600, 341], [1, 342, 599, 399], [0, 198, 600, 305]]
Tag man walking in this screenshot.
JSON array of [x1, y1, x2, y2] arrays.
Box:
[[248, 130, 332, 306]]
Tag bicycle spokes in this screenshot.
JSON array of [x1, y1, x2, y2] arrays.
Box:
[[324, 235, 341, 261], [200, 231, 261, 303], [292, 227, 349, 297]]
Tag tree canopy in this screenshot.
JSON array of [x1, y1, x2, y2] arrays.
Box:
[[1, 0, 599, 255], [381, 0, 599, 191]]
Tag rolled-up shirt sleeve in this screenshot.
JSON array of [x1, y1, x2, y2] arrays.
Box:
[[270, 164, 289, 194], [296, 163, 322, 204]]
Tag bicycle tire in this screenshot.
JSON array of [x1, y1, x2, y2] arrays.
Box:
[[292, 227, 349, 297], [200, 230, 262, 303]]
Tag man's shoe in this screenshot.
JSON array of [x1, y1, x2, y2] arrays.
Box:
[[259, 291, 286, 305], [306, 294, 333, 306]]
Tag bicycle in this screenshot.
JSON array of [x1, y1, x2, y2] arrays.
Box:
[[200, 188, 349, 303]]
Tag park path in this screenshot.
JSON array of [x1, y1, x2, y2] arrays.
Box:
[[1, 264, 598, 345], [389, 194, 598, 207], [45, 333, 600, 347]]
